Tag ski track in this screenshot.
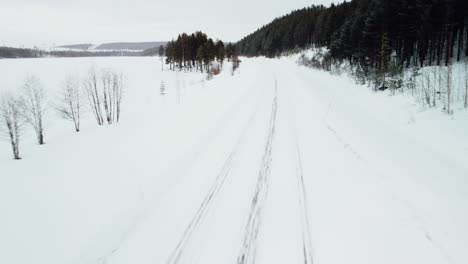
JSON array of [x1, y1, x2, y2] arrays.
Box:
[[166, 91, 262, 264], [237, 79, 278, 264]]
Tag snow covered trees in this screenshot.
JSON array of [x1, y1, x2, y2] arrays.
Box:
[[0, 94, 23, 160], [20, 76, 47, 145], [85, 68, 124, 125], [56, 75, 82, 132]]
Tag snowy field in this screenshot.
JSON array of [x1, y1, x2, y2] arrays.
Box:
[[1, 56, 468, 264]]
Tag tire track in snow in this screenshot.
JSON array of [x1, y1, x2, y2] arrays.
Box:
[[167, 79, 263, 183], [294, 143, 314, 264], [166, 94, 262, 264], [237, 79, 278, 264], [91, 80, 262, 264], [166, 153, 235, 264], [286, 75, 314, 264]]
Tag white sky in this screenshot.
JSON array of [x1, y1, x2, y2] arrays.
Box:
[[0, 0, 337, 47]]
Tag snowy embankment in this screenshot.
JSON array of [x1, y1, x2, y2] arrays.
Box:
[[1, 56, 467, 264]]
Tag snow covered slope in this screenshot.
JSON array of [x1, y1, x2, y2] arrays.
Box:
[[0, 56, 467, 264]]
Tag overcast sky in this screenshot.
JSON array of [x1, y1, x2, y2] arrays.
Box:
[[0, 0, 337, 47]]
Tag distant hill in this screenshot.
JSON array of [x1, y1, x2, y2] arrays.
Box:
[[95, 42, 165, 51], [55, 42, 166, 51], [0, 46, 142, 59]]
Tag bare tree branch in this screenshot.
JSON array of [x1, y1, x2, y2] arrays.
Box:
[[55, 75, 82, 132], [85, 67, 104, 125], [20, 75, 47, 145]]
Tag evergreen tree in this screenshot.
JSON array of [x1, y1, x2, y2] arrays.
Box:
[[235, 0, 468, 69], [162, 32, 226, 73], [158, 45, 165, 71], [215, 40, 226, 65]]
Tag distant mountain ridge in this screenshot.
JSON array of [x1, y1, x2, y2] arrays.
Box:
[[57, 42, 166, 51], [96, 42, 165, 50], [58, 44, 94, 50], [1, 41, 167, 59]]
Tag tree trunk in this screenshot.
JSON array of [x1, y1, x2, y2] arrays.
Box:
[[39, 131, 44, 145], [9, 131, 20, 160], [447, 63, 452, 114], [13, 143, 20, 160]]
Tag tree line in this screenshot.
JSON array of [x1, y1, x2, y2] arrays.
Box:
[[0, 69, 125, 160], [0, 46, 154, 59], [163, 31, 237, 72], [236, 0, 468, 69]]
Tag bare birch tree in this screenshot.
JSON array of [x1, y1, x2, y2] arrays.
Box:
[[420, 69, 433, 107], [101, 70, 124, 124], [112, 71, 124, 123], [55, 75, 82, 132], [84, 67, 124, 126], [431, 66, 437, 107], [446, 62, 452, 114], [464, 59, 468, 108], [20, 75, 47, 145], [0, 94, 24, 160], [101, 70, 113, 124], [85, 68, 104, 125]]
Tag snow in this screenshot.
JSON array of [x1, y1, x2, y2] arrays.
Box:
[[0, 56, 467, 264]]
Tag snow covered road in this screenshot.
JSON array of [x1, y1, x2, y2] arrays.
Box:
[[102, 59, 468, 264], [1, 57, 467, 264]]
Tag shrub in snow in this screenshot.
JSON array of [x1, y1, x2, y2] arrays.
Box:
[[160, 81, 166, 95]]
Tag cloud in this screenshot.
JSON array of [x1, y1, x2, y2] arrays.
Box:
[[0, 0, 336, 47]]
